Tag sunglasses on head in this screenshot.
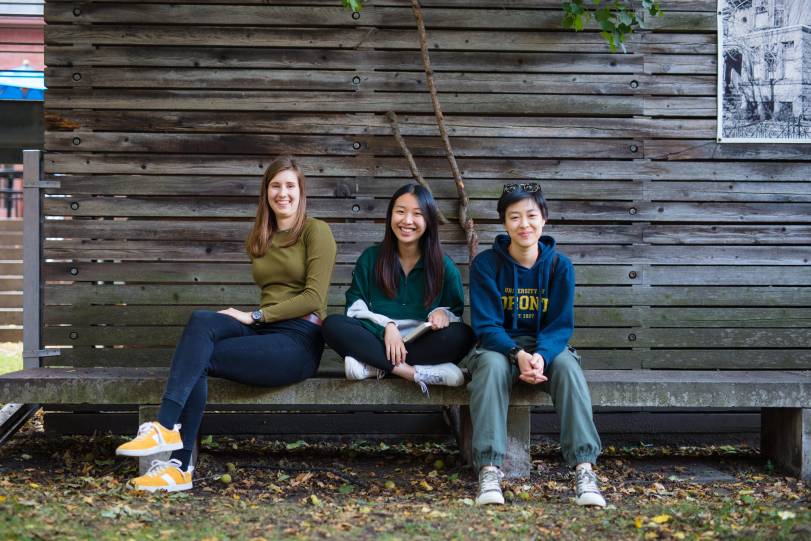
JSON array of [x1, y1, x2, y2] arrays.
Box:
[[502, 182, 542, 194]]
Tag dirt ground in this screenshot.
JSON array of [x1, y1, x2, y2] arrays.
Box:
[[0, 414, 809, 540]]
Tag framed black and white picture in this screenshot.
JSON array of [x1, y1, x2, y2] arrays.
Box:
[[718, 1, 811, 142]]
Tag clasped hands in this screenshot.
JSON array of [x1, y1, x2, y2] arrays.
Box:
[[515, 350, 547, 384]]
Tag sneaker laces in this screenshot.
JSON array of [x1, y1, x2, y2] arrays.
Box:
[[145, 458, 182, 477], [479, 467, 503, 495], [413, 367, 445, 397], [576, 468, 600, 496], [135, 422, 156, 438]]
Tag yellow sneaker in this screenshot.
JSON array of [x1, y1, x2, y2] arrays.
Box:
[[116, 421, 183, 457], [131, 459, 193, 492]]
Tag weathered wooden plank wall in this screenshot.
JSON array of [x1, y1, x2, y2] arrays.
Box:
[[41, 0, 811, 375], [0, 219, 23, 342]]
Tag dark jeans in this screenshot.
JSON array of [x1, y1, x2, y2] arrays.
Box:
[[160, 310, 323, 451], [322, 315, 475, 373]]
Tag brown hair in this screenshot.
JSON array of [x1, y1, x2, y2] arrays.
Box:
[[245, 156, 308, 258]]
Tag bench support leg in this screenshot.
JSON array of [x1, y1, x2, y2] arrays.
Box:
[[761, 408, 810, 481], [457, 405, 531, 480], [137, 406, 199, 475]]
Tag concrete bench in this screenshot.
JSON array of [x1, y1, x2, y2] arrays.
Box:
[[1, 367, 809, 479]]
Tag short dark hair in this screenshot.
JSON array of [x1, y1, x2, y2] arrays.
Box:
[[497, 186, 548, 222]]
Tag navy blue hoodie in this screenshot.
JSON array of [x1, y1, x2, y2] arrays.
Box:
[[470, 234, 574, 369]]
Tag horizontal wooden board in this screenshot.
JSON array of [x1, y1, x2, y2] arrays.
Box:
[[643, 96, 715, 117], [45, 325, 809, 349], [41, 196, 811, 224], [0, 328, 22, 342], [0, 220, 23, 232], [0, 293, 22, 309], [45, 46, 643, 73], [45, 132, 641, 159], [44, 90, 644, 116], [41, 176, 811, 203], [43, 155, 811, 181], [41, 240, 811, 266], [42, 304, 811, 329], [43, 283, 811, 307], [643, 266, 811, 286], [40, 262, 810, 286], [44, 176, 644, 199], [645, 140, 811, 161], [0, 310, 22, 326], [0, 278, 22, 291], [49, 67, 701, 95], [0, 262, 23, 276], [43, 3, 680, 32], [39, 325, 635, 348], [45, 111, 716, 139], [42, 220, 641, 244], [45, 26, 639, 53], [41, 347, 809, 371], [644, 54, 716, 75], [39, 220, 811, 248], [42, 304, 639, 327]]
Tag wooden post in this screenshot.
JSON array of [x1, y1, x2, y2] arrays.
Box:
[[502, 406, 531, 479], [137, 406, 170, 475], [137, 405, 199, 475], [457, 405, 531, 479], [21, 149, 41, 369], [761, 408, 810, 481]]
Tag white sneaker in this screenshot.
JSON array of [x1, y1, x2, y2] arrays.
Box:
[[475, 465, 505, 505], [574, 466, 606, 507], [413, 363, 464, 395], [344, 356, 385, 381]]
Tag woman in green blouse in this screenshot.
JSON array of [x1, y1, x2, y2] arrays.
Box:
[[322, 184, 475, 395]]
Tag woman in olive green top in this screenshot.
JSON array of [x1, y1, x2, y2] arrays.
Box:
[[115, 156, 336, 492]]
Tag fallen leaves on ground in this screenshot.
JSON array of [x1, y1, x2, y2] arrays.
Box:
[[0, 419, 809, 540]]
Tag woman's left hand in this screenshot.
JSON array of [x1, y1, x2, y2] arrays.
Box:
[[427, 309, 450, 330], [218, 307, 254, 325]]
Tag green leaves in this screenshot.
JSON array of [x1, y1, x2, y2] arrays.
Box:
[[562, 0, 664, 52], [342, 1, 664, 54], [342, 0, 363, 13]]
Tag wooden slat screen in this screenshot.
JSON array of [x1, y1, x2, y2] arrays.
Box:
[[42, 0, 811, 371]]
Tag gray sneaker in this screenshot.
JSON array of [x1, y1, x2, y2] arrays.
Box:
[[574, 467, 606, 507], [413, 363, 464, 396], [475, 465, 505, 505]]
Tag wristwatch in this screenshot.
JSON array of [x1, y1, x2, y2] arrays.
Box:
[[508, 346, 523, 365], [250, 309, 263, 324]]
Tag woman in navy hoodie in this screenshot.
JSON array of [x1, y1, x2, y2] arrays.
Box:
[[465, 183, 605, 508]]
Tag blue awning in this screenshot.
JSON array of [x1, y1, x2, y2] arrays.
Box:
[[0, 65, 45, 101]]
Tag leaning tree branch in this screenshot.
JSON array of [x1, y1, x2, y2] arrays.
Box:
[[385, 111, 449, 224], [410, 0, 479, 261]]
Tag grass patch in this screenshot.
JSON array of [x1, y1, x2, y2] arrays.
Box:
[[0, 433, 809, 540], [0, 341, 22, 375]]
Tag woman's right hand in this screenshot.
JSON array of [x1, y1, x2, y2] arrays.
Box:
[[218, 307, 253, 325], [384, 322, 407, 366]]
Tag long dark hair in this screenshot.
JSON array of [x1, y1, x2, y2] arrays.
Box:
[[375, 184, 444, 308], [245, 155, 308, 258]]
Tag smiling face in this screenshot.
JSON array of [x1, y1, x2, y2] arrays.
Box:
[[504, 197, 545, 249], [390, 192, 427, 249], [266, 169, 300, 224]]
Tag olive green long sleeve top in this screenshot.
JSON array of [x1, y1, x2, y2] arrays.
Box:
[[251, 217, 337, 323]]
